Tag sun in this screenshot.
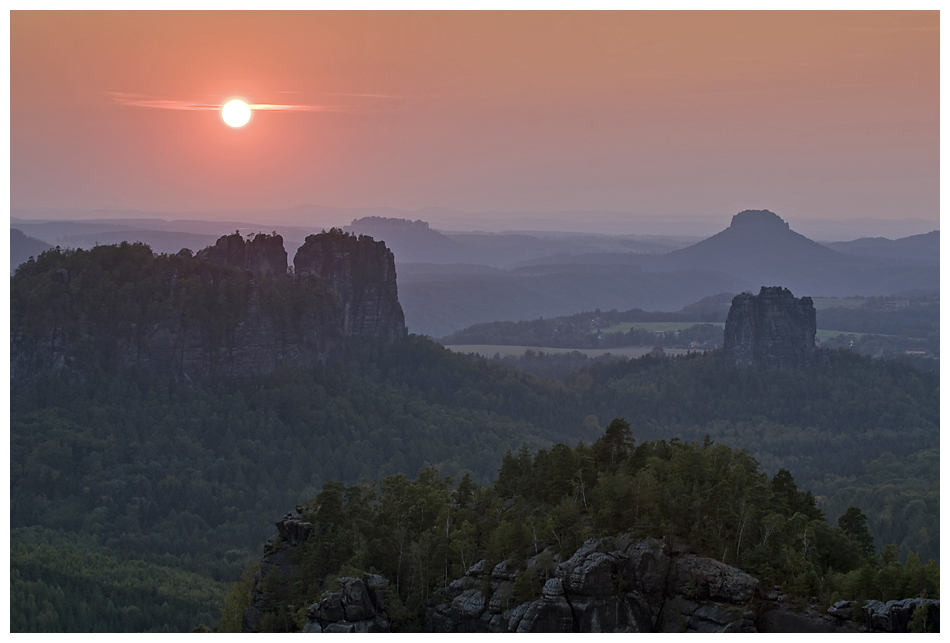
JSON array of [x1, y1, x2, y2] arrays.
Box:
[[221, 99, 251, 128]]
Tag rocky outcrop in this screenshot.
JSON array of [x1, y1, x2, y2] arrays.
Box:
[[861, 598, 940, 633], [242, 509, 313, 632], [10, 231, 407, 384], [722, 286, 818, 369], [195, 232, 288, 279], [412, 537, 761, 633], [244, 523, 941, 633], [294, 231, 407, 342], [302, 575, 391, 633]]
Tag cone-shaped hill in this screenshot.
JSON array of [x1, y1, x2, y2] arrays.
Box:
[[650, 210, 937, 297]]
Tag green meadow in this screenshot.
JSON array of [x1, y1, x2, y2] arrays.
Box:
[[811, 297, 868, 310], [443, 345, 695, 359], [600, 321, 725, 334]]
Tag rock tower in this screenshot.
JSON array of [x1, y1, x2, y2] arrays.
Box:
[[722, 286, 817, 369]]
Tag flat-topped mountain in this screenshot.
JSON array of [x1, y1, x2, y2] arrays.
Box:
[[657, 209, 847, 276], [651, 210, 937, 299], [10, 230, 406, 385], [344, 217, 467, 264]]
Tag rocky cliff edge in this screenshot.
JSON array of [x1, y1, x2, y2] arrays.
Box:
[[240, 512, 939, 633], [722, 286, 818, 369], [10, 230, 407, 384]]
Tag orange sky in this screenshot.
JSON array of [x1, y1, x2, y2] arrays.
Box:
[[10, 11, 939, 225]]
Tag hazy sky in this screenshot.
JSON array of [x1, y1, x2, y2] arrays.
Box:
[[10, 11, 939, 228]]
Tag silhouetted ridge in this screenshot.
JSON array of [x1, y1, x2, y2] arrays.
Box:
[[195, 232, 288, 279], [729, 209, 790, 229], [10, 231, 407, 384]]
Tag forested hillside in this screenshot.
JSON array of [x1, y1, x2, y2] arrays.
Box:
[[12, 333, 939, 631], [441, 293, 939, 360], [231, 426, 939, 632], [10, 245, 939, 632]]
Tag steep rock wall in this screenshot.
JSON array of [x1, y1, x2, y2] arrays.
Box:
[[722, 286, 818, 369], [294, 231, 407, 342], [195, 232, 288, 279], [242, 516, 882, 633], [10, 232, 407, 385]]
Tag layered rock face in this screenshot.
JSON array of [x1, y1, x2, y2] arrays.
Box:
[[722, 286, 818, 369], [10, 231, 407, 384], [427, 537, 764, 633], [294, 231, 407, 342], [243, 523, 885, 633], [195, 232, 288, 279]]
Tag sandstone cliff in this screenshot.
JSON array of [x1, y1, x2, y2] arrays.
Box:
[[294, 231, 406, 342], [722, 286, 818, 369], [239, 511, 934, 633], [10, 231, 406, 385], [195, 231, 288, 279]]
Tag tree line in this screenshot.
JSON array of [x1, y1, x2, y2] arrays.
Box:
[[223, 423, 938, 632]]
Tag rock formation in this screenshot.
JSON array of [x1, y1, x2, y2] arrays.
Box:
[[10, 231, 407, 385], [242, 520, 909, 633], [294, 230, 406, 342], [195, 232, 288, 279], [722, 286, 818, 369], [860, 598, 940, 633]]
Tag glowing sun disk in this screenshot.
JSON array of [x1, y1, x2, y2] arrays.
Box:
[[222, 99, 251, 127]]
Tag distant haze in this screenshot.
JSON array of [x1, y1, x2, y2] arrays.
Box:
[[10, 11, 938, 236], [10, 206, 937, 242]]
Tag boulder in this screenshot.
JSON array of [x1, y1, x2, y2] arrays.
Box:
[[673, 554, 760, 603], [313, 594, 344, 623], [686, 604, 752, 633], [557, 538, 619, 597], [340, 577, 374, 622], [864, 597, 940, 633], [452, 588, 486, 620], [621, 538, 670, 616], [515, 594, 574, 633], [275, 510, 312, 546], [827, 599, 852, 620]]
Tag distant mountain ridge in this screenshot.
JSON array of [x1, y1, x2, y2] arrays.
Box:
[[10, 210, 938, 338], [10, 229, 52, 275], [344, 217, 468, 264], [399, 210, 937, 336], [825, 231, 939, 264], [646, 209, 937, 298], [12, 206, 938, 239]]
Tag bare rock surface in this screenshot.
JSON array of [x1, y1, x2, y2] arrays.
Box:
[[245, 526, 933, 633], [294, 231, 407, 342], [723, 285, 818, 369]]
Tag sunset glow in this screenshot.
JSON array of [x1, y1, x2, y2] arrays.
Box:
[[9, 11, 939, 229], [221, 99, 251, 127]]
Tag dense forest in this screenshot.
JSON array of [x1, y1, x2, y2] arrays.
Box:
[[439, 294, 732, 348], [223, 426, 939, 632], [439, 294, 939, 360], [10, 246, 939, 632], [818, 296, 939, 338], [11, 336, 939, 631]]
